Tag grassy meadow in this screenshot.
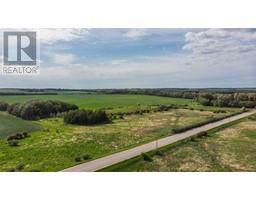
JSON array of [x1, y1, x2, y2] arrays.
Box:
[[103, 115, 256, 172], [0, 108, 229, 171]]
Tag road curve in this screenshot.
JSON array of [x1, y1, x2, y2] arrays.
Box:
[[62, 110, 256, 172]]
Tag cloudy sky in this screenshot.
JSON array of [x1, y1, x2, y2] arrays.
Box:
[[0, 28, 256, 89]]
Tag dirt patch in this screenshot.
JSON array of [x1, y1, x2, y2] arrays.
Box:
[[218, 152, 255, 171], [218, 128, 241, 139], [239, 121, 256, 130]]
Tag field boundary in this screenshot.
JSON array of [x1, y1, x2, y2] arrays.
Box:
[[61, 110, 256, 172]]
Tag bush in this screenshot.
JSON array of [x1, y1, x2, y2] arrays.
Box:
[[141, 153, 153, 162], [0, 101, 9, 111], [7, 133, 25, 141], [22, 132, 29, 138], [75, 156, 82, 162], [83, 154, 91, 160], [155, 150, 165, 157], [64, 109, 110, 125], [8, 139, 19, 146], [198, 131, 208, 137]]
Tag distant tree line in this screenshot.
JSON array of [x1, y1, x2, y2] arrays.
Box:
[[64, 109, 110, 125], [100, 89, 256, 108], [0, 92, 57, 96], [197, 93, 256, 108], [6, 100, 78, 120]]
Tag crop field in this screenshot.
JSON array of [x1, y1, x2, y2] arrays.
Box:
[[0, 94, 192, 110], [0, 112, 41, 139], [0, 108, 230, 171], [104, 115, 256, 172], [0, 94, 240, 115]]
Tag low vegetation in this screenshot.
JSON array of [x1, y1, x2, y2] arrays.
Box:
[[0, 108, 225, 171], [172, 110, 244, 134], [103, 115, 256, 172]]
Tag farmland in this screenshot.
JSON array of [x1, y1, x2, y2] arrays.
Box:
[[0, 92, 250, 172], [103, 115, 256, 172], [0, 94, 192, 110], [0, 112, 41, 139]]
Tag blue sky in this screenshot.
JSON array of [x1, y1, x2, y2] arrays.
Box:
[[1, 28, 256, 88]]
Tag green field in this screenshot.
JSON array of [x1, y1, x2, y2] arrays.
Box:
[[104, 115, 256, 172], [0, 108, 229, 171], [0, 94, 240, 115], [0, 94, 192, 109], [0, 112, 41, 139]]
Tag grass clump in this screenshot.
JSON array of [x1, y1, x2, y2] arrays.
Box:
[[141, 153, 153, 162]]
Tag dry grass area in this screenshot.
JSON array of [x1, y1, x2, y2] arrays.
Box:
[[106, 116, 256, 172]]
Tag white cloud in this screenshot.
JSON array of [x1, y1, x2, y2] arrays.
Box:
[[0, 29, 89, 47], [124, 29, 149, 39], [111, 59, 128, 65], [50, 53, 76, 65], [183, 29, 256, 55], [39, 29, 89, 44]]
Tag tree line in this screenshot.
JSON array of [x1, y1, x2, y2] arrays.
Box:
[[1, 100, 78, 120], [64, 109, 110, 125]]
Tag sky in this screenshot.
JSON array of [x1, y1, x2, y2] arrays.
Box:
[[0, 28, 256, 89]]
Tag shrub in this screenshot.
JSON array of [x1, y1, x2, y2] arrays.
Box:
[[8, 139, 19, 147], [141, 153, 153, 162], [75, 156, 82, 162], [64, 109, 110, 125], [22, 132, 29, 138], [190, 136, 197, 142], [0, 101, 9, 111], [198, 131, 208, 137], [83, 154, 91, 160], [154, 104, 176, 112], [155, 150, 165, 157], [7, 133, 24, 141]]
